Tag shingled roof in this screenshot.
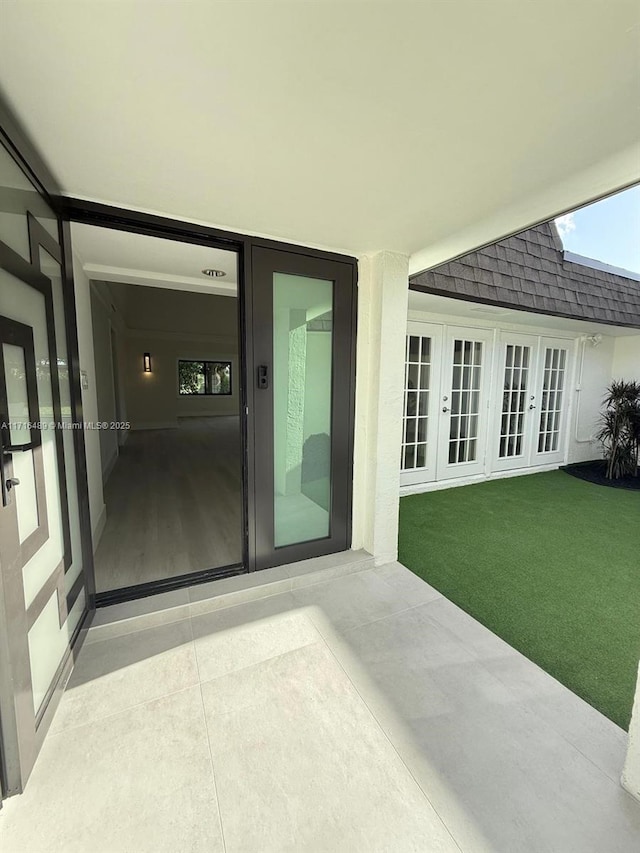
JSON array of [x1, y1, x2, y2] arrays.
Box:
[[410, 221, 640, 328]]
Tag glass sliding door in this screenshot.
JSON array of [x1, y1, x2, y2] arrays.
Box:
[[272, 272, 333, 547], [252, 247, 356, 570]]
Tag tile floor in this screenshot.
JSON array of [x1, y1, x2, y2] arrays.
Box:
[[1, 561, 639, 852]]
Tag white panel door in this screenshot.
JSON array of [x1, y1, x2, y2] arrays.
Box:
[[491, 332, 540, 472], [436, 327, 494, 481], [400, 323, 443, 486], [529, 337, 573, 467]]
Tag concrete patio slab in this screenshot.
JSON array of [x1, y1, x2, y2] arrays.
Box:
[[1, 559, 638, 852]]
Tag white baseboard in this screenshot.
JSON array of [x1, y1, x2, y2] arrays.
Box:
[[400, 463, 560, 496]]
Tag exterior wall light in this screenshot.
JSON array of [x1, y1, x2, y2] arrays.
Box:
[[143, 352, 152, 372]]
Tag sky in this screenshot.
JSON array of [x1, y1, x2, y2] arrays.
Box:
[[554, 185, 640, 275]]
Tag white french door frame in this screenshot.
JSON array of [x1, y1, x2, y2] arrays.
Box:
[[435, 325, 495, 481], [529, 336, 575, 467], [400, 321, 444, 486], [401, 319, 580, 493], [490, 331, 541, 473]]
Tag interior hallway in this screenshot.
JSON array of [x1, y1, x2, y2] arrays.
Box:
[[1, 556, 638, 852], [94, 416, 242, 591]]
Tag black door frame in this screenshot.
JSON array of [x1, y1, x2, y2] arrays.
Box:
[[1, 96, 358, 615], [60, 200, 358, 602], [252, 245, 357, 569]]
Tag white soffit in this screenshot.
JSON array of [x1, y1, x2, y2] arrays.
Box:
[[407, 290, 640, 337], [70, 223, 238, 296], [1, 2, 639, 266]]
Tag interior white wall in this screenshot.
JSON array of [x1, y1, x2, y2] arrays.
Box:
[[352, 251, 410, 565], [90, 283, 119, 479], [72, 255, 106, 549], [124, 332, 239, 429], [623, 663, 640, 802], [612, 335, 640, 382]]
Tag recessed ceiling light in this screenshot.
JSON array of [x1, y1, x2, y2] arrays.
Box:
[[202, 268, 226, 277]]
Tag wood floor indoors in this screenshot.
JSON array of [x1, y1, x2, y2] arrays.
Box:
[[93, 416, 243, 592]]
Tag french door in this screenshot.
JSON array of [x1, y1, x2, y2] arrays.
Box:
[[401, 324, 574, 487], [401, 323, 443, 485], [492, 333, 572, 470], [252, 246, 356, 570], [435, 327, 494, 481], [491, 332, 539, 472], [529, 338, 572, 467]]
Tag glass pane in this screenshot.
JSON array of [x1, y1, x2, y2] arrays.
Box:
[[419, 364, 430, 390], [405, 390, 417, 417], [407, 363, 419, 390], [3, 342, 30, 445], [39, 247, 84, 591], [404, 444, 416, 469], [273, 273, 332, 547], [3, 343, 38, 541], [408, 336, 420, 361], [537, 347, 566, 455]]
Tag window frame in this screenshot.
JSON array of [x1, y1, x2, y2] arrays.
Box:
[[177, 358, 233, 397]]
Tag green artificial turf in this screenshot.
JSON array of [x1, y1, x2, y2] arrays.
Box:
[[399, 470, 640, 730]]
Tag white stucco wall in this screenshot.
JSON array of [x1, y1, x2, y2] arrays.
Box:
[[612, 335, 640, 382], [352, 251, 409, 564], [622, 663, 640, 802], [566, 335, 615, 465], [73, 255, 107, 549]]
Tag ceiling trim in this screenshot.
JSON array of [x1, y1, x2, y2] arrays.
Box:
[[84, 264, 238, 297]]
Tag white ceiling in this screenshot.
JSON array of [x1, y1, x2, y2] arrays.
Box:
[[1, 2, 639, 272], [71, 223, 238, 296]]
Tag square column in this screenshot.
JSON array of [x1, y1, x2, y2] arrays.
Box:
[[622, 662, 640, 802], [352, 251, 409, 565]]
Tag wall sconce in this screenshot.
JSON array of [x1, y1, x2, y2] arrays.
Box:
[[143, 352, 152, 372]]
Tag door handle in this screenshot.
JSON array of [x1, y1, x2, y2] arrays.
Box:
[[529, 404, 536, 410], [257, 365, 269, 390], [442, 407, 450, 413], [3, 443, 33, 454], [6, 478, 20, 490]]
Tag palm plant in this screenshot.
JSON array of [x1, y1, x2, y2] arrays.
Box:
[[596, 380, 640, 479]]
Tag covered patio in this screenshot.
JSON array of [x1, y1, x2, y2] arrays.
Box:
[[1, 553, 638, 853]]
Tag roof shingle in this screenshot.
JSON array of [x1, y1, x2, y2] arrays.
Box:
[[410, 222, 640, 328]]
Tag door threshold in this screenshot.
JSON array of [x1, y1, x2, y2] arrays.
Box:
[[87, 549, 374, 644], [95, 563, 246, 608]]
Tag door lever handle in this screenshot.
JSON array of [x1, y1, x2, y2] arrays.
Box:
[[442, 407, 450, 413]]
